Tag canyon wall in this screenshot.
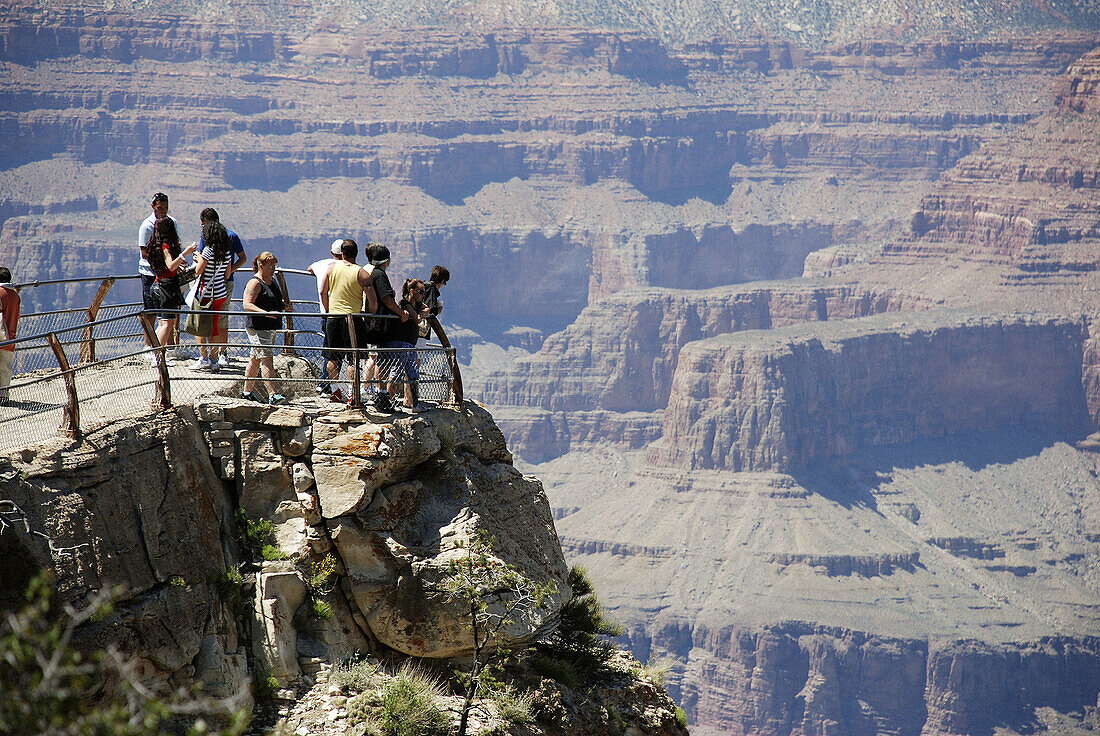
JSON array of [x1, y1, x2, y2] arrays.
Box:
[[649, 312, 1091, 473], [675, 623, 1100, 736]]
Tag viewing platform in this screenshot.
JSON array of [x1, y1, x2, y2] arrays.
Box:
[[0, 272, 461, 454]]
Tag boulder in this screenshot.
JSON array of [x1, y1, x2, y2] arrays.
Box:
[[237, 430, 294, 518]]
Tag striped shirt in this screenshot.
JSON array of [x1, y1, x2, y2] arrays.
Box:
[[198, 244, 230, 300]]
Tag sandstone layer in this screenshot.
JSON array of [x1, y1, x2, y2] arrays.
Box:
[[649, 311, 1092, 472]]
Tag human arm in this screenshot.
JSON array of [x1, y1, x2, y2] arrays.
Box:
[[358, 268, 378, 314], [228, 236, 246, 279], [383, 294, 409, 321], [320, 270, 330, 313], [165, 242, 197, 273], [241, 278, 266, 313]]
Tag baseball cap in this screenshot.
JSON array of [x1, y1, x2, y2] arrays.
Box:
[[330, 239, 343, 255]]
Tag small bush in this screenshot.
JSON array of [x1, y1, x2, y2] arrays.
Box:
[[235, 509, 286, 561], [492, 686, 533, 725], [212, 566, 250, 616], [535, 565, 623, 685], [253, 673, 279, 701], [308, 553, 338, 594], [311, 599, 334, 620], [377, 663, 450, 736], [331, 656, 382, 693], [641, 656, 674, 687], [675, 706, 688, 728], [529, 653, 580, 691]]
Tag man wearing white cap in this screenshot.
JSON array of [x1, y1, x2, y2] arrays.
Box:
[[308, 239, 344, 395]]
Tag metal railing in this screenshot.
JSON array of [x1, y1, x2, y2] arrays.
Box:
[[1, 271, 463, 451]]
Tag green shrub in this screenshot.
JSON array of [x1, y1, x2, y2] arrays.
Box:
[[212, 566, 250, 616], [311, 599, 334, 620], [253, 672, 279, 701], [332, 656, 382, 693], [234, 509, 286, 561], [491, 686, 533, 725], [536, 565, 623, 683], [528, 653, 580, 690], [675, 706, 688, 728], [377, 664, 450, 736]]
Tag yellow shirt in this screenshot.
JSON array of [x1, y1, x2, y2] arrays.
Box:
[[327, 261, 364, 314]]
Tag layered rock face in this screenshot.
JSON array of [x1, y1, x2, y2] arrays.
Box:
[[0, 400, 570, 692], [650, 312, 1092, 472]]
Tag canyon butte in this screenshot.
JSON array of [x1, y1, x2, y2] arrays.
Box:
[[2, 1, 1100, 735]]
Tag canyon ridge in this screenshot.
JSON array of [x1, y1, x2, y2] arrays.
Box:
[[2, 2, 1100, 735]]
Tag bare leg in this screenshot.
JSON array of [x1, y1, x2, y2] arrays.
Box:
[[244, 354, 260, 393], [260, 355, 277, 395]]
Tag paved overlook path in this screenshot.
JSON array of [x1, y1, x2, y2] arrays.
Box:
[[0, 352, 347, 454]]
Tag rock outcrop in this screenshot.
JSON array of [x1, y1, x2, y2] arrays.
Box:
[[0, 399, 571, 697], [649, 311, 1091, 473]]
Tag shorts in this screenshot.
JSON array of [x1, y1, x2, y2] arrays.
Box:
[[246, 326, 276, 359], [141, 273, 158, 310], [324, 314, 366, 364], [208, 295, 229, 340], [152, 276, 184, 313], [385, 341, 419, 382], [216, 279, 235, 337], [0, 348, 13, 393]]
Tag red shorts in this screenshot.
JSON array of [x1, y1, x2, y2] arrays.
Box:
[[209, 296, 229, 339]]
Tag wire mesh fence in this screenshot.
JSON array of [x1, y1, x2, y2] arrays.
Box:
[[0, 305, 459, 453]]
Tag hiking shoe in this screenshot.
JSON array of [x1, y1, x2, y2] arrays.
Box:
[[373, 393, 394, 413], [241, 391, 259, 402], [217, 354, 231, 370], [191, 357, 213, 371], [269, 393, 287, 405], [329, 389, 345, 403]]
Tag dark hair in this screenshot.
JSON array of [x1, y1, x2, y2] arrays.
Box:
[[370, 244, 390, 266], [403, 278, 425, 301], [202, 220, 231, 263], [341, 239, 358, 261], [0, 267, 11, 283], [147, 218, 181, 275], [199, 207, 219, 223], [430, 265, 450, 285], [151, 192, 168, 205]]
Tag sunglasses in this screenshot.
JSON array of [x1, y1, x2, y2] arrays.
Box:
[[412, 287, 425, 294]]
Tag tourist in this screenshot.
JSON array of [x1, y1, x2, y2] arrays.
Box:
[[241, 251, 290, 404], [320, 239, 376, 403], [387, 278, 429, 412], [0, 266, 19, 404], [307, 239, 343, 395], [189, 220, 233, 371], [197, 208, 246, 369], [147, 218, 197, 360], [420, 264, 451, 348], [137, 192, 177, 347], [366, 244, 410, 412]]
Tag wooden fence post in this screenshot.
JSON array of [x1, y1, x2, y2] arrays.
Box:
[[449, 348, 463, 407], [276, 271, 297, 356], [45, 332, 80, 439], [346, 314, 361, 408], [79, 277, 115, 364], [138, 313, 172, 410]]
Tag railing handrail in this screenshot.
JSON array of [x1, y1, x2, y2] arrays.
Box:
[[13, 267, 314, 291]]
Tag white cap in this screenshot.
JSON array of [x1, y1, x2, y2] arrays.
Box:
[[330, 239, 343, 254]]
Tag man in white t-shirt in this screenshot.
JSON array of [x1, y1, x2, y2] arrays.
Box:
[[307, 239, 343, 394], [138, 192, 179, 347]]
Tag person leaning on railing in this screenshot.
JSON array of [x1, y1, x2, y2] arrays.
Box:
[[240, 251, 292, 405], [0, 266, 20, 404]]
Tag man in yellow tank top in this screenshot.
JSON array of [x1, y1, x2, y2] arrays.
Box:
[[320, 240, 377, 402]]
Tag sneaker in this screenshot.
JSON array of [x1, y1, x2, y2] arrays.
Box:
[[329, 389, 345, 403], [316, 384, 333, 396], [241, 391, 259, 402], [373, 393, 394, 413], [191, 357, 213, 371], [269, 393, 287, 405], [217, 354, 231, 370], [149, 353, 160, 368]]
